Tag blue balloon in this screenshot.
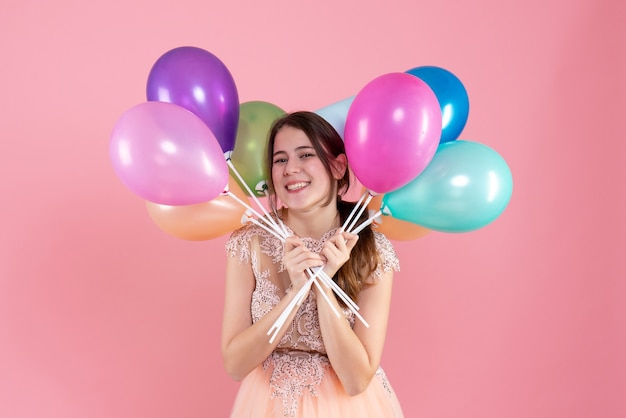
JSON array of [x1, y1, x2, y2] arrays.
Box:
[[405, 66, 469, 144], [314, 96, 355, 139], [380, 140, 513, 233]]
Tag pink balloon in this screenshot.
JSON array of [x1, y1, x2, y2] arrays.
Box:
[[110, 101, 229, 205], [344, 72, 442, 194]]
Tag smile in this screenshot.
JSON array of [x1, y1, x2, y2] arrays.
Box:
[[286, 182, 310, 191]]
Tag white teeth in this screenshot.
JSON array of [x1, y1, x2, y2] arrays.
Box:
[[287, 182, 309, 191]]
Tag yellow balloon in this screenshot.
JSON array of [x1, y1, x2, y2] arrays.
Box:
[[146, 176, 249, 240]]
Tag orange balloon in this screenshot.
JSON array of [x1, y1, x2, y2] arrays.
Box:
[[367, 193, 431, 241], [146, 176, 249, 240]]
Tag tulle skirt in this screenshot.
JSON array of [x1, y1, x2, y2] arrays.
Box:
[[229, 352, 403, 417]]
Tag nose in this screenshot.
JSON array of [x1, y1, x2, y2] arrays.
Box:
[[283, 158, 300, 175]]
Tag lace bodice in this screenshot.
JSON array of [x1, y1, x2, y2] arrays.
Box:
[[225, 221, 400, 352]]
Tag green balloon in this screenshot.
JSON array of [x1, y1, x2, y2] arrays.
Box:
[[381, 140, 513, 233], [231, 101, 285, 196]]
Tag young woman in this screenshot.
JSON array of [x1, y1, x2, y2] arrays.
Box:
[[222, 111, 404, 417]]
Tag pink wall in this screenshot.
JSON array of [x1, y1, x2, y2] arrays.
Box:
[[1, 1, 624, 417]]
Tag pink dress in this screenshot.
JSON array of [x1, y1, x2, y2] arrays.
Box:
[[225, 222, 404, 418]]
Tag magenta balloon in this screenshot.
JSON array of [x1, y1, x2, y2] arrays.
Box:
[[344, 72, 442, 194], [109, 101, 229, 205], [146, 46, 239, 153]]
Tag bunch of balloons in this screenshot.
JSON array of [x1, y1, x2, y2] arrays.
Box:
[[317, 65, 513, 239], [110, 46, 513, 241], [110, 46, 248, 240]]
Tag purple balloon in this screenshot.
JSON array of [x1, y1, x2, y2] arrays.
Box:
[[146, 46, 239, 153], [110, 101, 229, 205], [344, 72, 442, 194]]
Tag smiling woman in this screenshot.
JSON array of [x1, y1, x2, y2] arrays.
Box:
[[221, 112, 404, 417]]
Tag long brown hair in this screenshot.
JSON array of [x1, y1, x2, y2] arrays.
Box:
[[265, 111, 380, 304]]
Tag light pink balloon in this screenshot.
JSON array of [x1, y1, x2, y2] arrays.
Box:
[[109, 101, 229, 205], [344, 72, 442, 194]]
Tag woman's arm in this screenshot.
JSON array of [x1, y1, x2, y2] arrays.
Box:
[[316, 270, 393, 396], [221, 236, 323, 381], [316, 231, 394, 395]]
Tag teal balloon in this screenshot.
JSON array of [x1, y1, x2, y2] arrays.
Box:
[[380, 140, 513, 232]]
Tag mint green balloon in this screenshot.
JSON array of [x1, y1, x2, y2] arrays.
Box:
[[231, 101, 285, 196], [381, 140, 513, 232]]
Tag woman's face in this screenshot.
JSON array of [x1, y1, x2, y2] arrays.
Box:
[[271, 126, 336, 211]]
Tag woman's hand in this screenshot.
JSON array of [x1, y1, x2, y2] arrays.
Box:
[[320, 231, 359, 278], [283, 236, 324, 289]]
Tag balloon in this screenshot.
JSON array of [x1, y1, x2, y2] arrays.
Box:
[[146, 46, 239, 153], [367, 193, 431, 241], [146, 176, 248, 240], [314, 96, 355, 139], [406, 66, 469, 144], [109, 101, 229, 205], [381, 140, 513, 233], [231, 101, 285, 197], [344, 72, 442, 194]]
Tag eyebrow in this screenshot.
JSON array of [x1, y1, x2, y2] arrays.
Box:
[[273, 145, 315, 157]]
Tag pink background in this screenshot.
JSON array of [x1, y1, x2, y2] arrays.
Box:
[[1, 0, 624, 417]]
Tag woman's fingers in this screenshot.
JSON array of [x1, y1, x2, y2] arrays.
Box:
[[290, 251, 323, 268], [341, 232, 359, 250], [285, 232, 358, 281], [284, 236, 324, 279], [284, 235, 302, 252], [326, 232, 358, 255], [319, 231, 360, 277]]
